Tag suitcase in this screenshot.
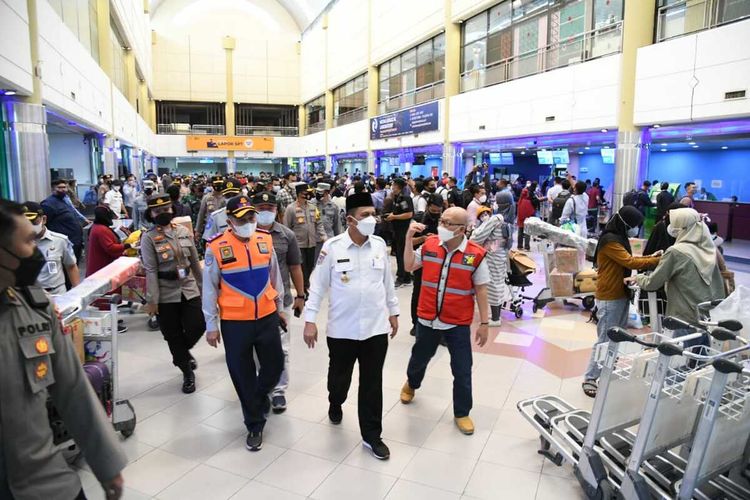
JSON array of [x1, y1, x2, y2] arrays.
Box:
[[84, 361, 112, 416], [575, 269, 598, 293]]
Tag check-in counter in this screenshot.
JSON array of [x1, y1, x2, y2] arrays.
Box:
[[694, 200, 750, 241]]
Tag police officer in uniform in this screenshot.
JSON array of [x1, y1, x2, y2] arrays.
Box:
[[203, 195, 286, 452], [23, 202, 81, 295], [203, 178, 241, 241], [141, 194, 206, 393], [313, 182, 342, 260], [0, 199, 127, 500], [195, 176, 226, 242], [303, 192, 399, 460], [284, 182, 326, 292]]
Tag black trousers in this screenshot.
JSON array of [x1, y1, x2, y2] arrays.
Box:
[[158, 295, 206, 368], [392, 226, 410, 282], [300, 246, 317, 291], [410, 268, 423, 327], [327, 334, 388, 442], [222, 313, 284, 432], [517, 227, 530, 250]]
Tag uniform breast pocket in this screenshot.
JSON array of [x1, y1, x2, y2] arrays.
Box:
[[157, 245, 175, 263], [333, 260, 354, 281], [179, 238, 193, 258], [19, 334, 56, 393]]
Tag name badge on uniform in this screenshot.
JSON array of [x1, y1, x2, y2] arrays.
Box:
[[219, 245, 236, 263], [46, 261, 58, 275], [257, 242, 269, 254], [462, 254, 476, 266], [425, 251, 438, 258], [178, 268, 188, 279]]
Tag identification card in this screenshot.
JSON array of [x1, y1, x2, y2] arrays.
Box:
[[178, 268, 188, 279], [46, 261, 58, 275]]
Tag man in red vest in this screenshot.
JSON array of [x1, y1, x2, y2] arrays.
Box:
[[399, 207, 490, 435]]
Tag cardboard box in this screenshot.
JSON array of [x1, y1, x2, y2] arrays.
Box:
[[554, 247, 580, 274], [575, 268, 598, 293], [550, 268, 575, 297], [64, 317, 85, 364], [80, 311, 112, 336], [173, 215, 193, 235], [122, 275, 147, 303], [629, 238, 647, 257]]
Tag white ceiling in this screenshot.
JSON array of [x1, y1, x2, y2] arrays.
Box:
[[149, 0, 330, 32]]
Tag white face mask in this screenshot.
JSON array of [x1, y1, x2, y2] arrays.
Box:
[[438, 225, 457, 243], [256, 210, 276, 226], [627, 226, 639, 238], [232, 221, 256, 238], [354, 215, 377, 236], [272, 185, 281, 193], [479, 215, 490, 225], [666, 224, 679, 238], [478, 194, 487, 203], [113, 186, 121, 192], [32, 224, 44, 235]]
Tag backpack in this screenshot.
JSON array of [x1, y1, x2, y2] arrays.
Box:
[[622, 189, 638, 207], [550, 191, 571, 226]]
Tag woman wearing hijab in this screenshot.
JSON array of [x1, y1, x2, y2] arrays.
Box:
[[582, 206, 660, 397], [631, 208, 725, 344], [86, 206, 131, 276], [471, 206, 512, 326], [516, 187, 535, 251]]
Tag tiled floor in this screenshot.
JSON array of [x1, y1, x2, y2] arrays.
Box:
[[75, 251, 750, 500]]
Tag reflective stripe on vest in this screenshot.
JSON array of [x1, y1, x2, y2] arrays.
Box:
[[208, 230, 278, 321], [417, 235, 486, 326]]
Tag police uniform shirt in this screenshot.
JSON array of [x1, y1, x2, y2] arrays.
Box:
[[391, 193, 414, 228], [203, 207, 229, 241], [268, 221, 302, 308], [35, 229, 76, 294], [195, 192, 226, 236], [103, 189, 124, 218], [305, 230, 399, 341], [283, 200, 326, 249], [0, 287, 127, 499], [316, 199, 343, 239], [141, 223, 203, 304], [411, 236, 490, 330], [202, 231, 286, 332]]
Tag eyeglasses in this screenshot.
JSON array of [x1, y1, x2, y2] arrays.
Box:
[[439, 219, 465, 228]]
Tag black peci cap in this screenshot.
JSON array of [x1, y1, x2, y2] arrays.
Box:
[[345, 192, 374, 212]]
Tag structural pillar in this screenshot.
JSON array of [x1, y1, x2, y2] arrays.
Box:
[[613, 0, 656, 212], [25, 0, 42, 104], [298, 105, 306, 137], [124, 50, 138, 107], [138, 80, 149, 123], [224, 36, 236, 174], [96, 0, 113, 78], [367, 64, 379, 174], [103, 136, 118, 178], [3, 101, 50, 201], [442, 0, 461, 177]]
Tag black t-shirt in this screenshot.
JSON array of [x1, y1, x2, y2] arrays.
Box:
[[392, 194, 414, 228]]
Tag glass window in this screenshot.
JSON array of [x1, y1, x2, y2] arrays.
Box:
[[416, 40, 434, 88], [487, 29, 512, 65], [464, 11, 488, 44], [402, 48, 416, 71], [333, 74, 368, 118], [593, 0, 623, 29], [434, 33, 445, 82], [463, 41, 486, 72], [380, 63, 389, 82], [389, 58, 401, 77], [489, 1, 512, 33]]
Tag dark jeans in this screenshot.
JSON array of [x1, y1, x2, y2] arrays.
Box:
[[407, 322, 473, 417], [222, 313, 284, 432], [517, 227, 530, 250], [410, 269, 423, 327], [327, 334, 388, 442], [300, 246, 316, 291], [392, 225, 410, 282], [158, 295, 206, 368]]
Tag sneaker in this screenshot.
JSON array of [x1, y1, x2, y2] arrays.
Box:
[[245, 431, 263, 451], [117, 323, 128, 334], [271, 395, 287, 414], [328, 404, 343, 424], [363, 439, 390, 460], [400, 381, 415, 404], [454, 416, 475, 435], [488, 318, 502, 327]]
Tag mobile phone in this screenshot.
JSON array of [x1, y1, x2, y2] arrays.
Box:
[[294, 306, 302, 318]]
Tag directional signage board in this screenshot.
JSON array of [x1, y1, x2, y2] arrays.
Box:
[[370, 101, 439, 140]]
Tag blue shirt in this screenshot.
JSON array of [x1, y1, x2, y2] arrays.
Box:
[[41, 195, 83, 246]]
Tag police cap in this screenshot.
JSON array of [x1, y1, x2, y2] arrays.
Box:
[[226, 195, 256, 218], [147, 194, 172, 209]]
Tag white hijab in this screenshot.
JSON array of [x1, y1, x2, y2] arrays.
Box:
[[668, 208, 716, 285]]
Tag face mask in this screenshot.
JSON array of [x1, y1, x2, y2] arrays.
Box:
[[233, 221, 256, 238], [113, 186, 121, 192], [666, 224, 680, 238], [155, 212, 173, 226], [144, 189, 153, 196], [1, 246, 46, 287], [315, 193, 323, 201], [427, 187, 436, 193], [478, 194, 487, 203], [32, 224, 44, 235], [257, 211, 276, 226], [354, 216, 377, 236], [627, 226, 639, 238], [54, 191, 66, 199], [438, 226, 457, 243], [272, 185, 281, 193]]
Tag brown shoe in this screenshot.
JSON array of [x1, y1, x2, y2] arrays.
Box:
[[454, 416, 475, 435], [400, 381, 415, 404]]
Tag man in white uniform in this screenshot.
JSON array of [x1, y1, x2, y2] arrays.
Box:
[[103, 179, 128, 219], [303, 192, 399, 461]]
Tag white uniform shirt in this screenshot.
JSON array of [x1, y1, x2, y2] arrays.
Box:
[[305, 230, 399, 340], [547, 184, 563, 203], [103, 189, 124, 218], [35, 229, 76, 294], [412, 237, 490, 330]]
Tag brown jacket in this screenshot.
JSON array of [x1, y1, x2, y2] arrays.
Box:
[[596, 242, 659, 300]]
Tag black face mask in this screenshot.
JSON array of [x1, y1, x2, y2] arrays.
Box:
[[144, 189, 154, 196], [315, 193, 323, 201], [1, 246, 46, 287], [53, 191, 66, 199], [155, 212, 173, 226], [427, 187, 436, 193]]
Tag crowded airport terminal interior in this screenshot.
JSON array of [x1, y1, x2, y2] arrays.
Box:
[[2, 0, 750, 499]]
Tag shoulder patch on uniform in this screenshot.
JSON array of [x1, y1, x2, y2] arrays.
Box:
[[316, 249, 328, 265], [206, 233, 223, 243], [462, 254, 477, 266], [219, 245, 236, 263], [257, 241, 270, 254], [256, 228, 270, 234]]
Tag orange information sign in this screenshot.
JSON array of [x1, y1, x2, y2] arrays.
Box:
[[186, 136, 274, 152]]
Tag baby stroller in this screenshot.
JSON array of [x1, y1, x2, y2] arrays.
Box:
[[504, 250, 537, 318]]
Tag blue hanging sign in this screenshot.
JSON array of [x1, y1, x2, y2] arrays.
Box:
[[370, 101, 439, 140]]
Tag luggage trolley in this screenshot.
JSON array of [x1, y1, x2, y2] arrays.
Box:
[[533, 241, 595, 313]]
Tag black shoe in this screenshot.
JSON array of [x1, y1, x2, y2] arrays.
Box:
[[271, 395, 287, 414], [246, 431, 263, 452], [189, 355, 198, 371], [181, 370, 196, 394], [363, 439, 390, 460], [328, 404, 343, 425]]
